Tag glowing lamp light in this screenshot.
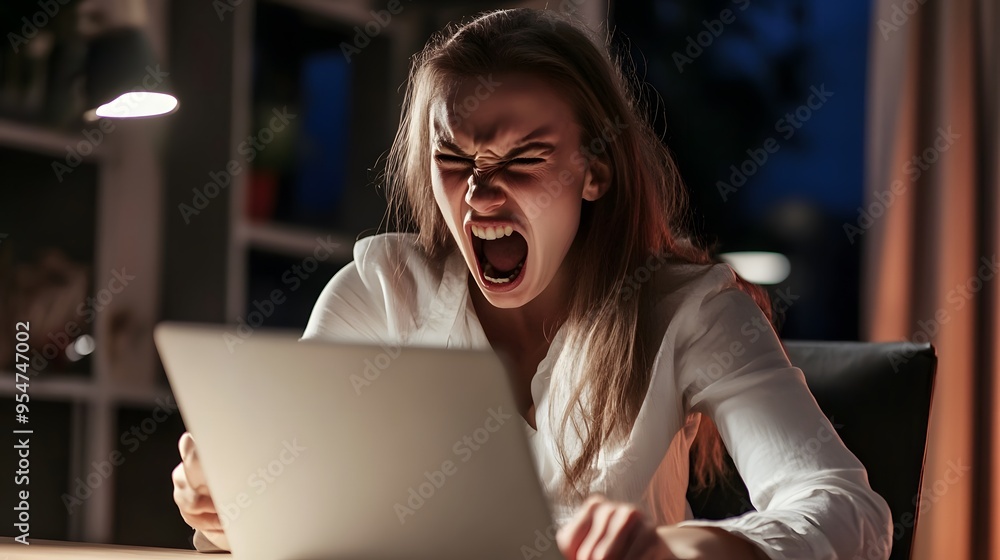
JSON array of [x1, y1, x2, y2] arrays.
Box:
[[84, 27, 178, 121], [95, 92, 179, 118]]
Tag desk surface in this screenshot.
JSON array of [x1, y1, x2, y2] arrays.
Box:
[[0, 538, 205, 558]]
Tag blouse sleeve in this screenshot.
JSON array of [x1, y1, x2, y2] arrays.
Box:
[[668, 266, 893, 560], [299, 235, 391, 343]]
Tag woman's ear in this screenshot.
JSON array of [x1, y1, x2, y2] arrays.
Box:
[[582, 156, 612, 201]]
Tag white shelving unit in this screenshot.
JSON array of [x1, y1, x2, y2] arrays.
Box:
[[0, 118, 106, 161], [238, 221, 355, 260], [0, 372, 170, 405], [0, 111, 170, 542], [0, 114, 166, 544], [0, 0, 170, 538]]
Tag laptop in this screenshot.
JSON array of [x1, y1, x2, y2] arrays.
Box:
[[153, 322, 563, 560]]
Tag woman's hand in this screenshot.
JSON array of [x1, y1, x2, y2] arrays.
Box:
[[556, 494, 679, 560], [172, 432, 231, 551], [557, 494, 771, 560]]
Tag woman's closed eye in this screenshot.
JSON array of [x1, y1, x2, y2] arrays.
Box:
[[506, 157, 545, 167], [433, 154, 546, 170], [434, 154, 473, 166], [434, 154, 546, 173]]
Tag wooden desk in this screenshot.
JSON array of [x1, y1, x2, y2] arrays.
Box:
[[0, 538, 208, 558]]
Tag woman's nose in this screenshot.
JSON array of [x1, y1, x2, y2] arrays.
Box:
[[465, 170, 505, 214]]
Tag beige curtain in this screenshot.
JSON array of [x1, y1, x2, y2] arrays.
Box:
[[862, 0, 999, 558]]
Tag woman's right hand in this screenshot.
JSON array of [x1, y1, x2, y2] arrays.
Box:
[[172, 432, 231, 551]]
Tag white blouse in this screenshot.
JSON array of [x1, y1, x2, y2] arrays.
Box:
[[193, 232, 893, 560]]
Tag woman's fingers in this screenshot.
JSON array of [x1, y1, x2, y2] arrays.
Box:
[[197, 528, 231, 552], [557, 494, 603, 557], [172, 462, 217, 515], [172, 432, 231, 550], [592, 505, 644, 559], [179, 509, 225, 532], [558, 495, 676, 560], [178, 431, 196, 460], [575, 502, 617, 559], [178, 432, 208, 490]]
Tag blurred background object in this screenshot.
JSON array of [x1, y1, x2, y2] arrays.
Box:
[[1, 0, 176, 547], [0, 247, 92, 372], [615, 0, 870, 341]]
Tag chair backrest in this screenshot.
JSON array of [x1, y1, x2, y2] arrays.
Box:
[[686, 340, 937, 560]]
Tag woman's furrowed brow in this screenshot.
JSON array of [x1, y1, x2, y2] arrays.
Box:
[[434, 139, 473, 157], [501, 142, 556, 159]]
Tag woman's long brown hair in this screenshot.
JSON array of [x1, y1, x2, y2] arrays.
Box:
[[382, 8, 773, 503]]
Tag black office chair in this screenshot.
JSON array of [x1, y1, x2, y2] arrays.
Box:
[[686, 341, 937, 560]]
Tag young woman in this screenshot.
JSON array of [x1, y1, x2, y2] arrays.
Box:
[[173, 9, 892, 560]]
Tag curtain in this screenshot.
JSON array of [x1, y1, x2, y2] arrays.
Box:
[[862, 0, 999, 558]]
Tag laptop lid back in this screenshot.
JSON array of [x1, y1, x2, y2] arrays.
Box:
[[154, 322, 562, 560]]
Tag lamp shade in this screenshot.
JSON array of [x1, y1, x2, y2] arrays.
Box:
[[83, 26, 177, 119]]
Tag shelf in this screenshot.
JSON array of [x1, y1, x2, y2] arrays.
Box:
[[0, 372, 172, 406], [0, 118, 104, 161], [237, 221, 355, 261]]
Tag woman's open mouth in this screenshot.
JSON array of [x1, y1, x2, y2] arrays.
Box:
[[468, 223, 528, 292]]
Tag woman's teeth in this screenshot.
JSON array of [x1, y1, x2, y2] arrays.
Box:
[[483, 259, 525, 283], [471, 224, 514, 240]]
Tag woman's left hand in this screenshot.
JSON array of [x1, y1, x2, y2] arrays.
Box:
[[556, 494, 679, 560]]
